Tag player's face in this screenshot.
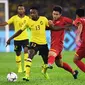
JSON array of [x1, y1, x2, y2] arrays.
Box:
[[30, 9, 38, 20], [17, 6, 25, 15], [52, 11, 61, 20]]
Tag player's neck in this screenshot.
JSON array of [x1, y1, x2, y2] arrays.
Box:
[[18, 14, 25, 18], [32, 16, 39, 21]]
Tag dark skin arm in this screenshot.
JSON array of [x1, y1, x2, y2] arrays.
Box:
[[6, 22, 28, 46], [0, 22, 8, 26], [6, 30, 23, 46]]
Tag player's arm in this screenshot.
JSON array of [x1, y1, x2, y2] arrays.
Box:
[[75, 22, 82, 43], [45, 18, 63, 31], [0, 16, 15, 26], [0, 16, 14, 27], [6, 29, 23, 45], [47, 25, 65, 31], [6, 23, 27, 46], [76, 22, 82, 30], [63, 17, 74, 31], [47, 20, 72, 31], [0, 22, 8, 26]]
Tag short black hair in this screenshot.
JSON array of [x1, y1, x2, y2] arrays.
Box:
[[17, 4, 25, 8], [30, 5, 39, 11], [53, 5, 62, 14], [76, 9, 84, 17]]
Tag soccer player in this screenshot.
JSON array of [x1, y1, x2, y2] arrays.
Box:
[[6, 6, 50, 81], [0, 5, 29, 73], [46, 6, 78, 79], [73, 9, 85, 73]]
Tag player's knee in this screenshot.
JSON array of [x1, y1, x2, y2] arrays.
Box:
[[24, 47, 28, 53], [73, 56, 79, 63], [29, 49, 36, 59], [16, 52, 21, 56], [55, 62, 62, 67], [73, 58, 77, 63]]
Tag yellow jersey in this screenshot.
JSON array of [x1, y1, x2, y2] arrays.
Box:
[[7, 15, 29, 40], [21, 16, 49, 44]]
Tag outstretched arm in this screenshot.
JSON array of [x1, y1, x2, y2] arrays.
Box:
[[6, 30, 23, 46], [0, 22, 8, 26], [6, 22, 27, 46], [47, 20, 73, 31]]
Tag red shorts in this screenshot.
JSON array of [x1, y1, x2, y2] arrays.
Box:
[[76, 43, 85, 59]]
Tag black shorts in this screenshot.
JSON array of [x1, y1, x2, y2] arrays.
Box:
[[14, 39, 29, 52], [29, 42, 49, 57]]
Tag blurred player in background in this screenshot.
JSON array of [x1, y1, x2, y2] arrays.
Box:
[[0, 4, 29, 73], [73, 9, 85, 73], [46, 6, 78, 79]]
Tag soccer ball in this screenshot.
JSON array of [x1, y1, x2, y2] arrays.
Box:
[[7, 72, 18, 82]]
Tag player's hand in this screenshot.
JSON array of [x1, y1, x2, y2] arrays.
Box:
[[48, 20, 54, 26], [6, 39, 11, 47]]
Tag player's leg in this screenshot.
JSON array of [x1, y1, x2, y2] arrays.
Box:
[[15, 51, 22, 73], [73, 43, 85, 72], [55, 54, 78, 79], [39, 44, 48, 64], [23, 47, 28, 72], [14, 40, 22, 73], [43, 50, 59, 79], [23, 42, 37, 81], [39, 44, 49, 79], [55, 56, 74, 73], [22, 39, 29, 72], [73, 52, 85, 72], [47, 49, 58, 68], [23, 49, 36, 81]]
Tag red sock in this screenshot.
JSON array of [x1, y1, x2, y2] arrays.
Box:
[[48, 56, 55, 65], [62, 62, 73, 74], [74, 60, 85, 72]]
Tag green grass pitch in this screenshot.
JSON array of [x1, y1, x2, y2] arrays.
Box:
[[0, 51, 85, 85]]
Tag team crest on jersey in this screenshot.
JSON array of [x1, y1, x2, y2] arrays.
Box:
[[40, 21, 43, 25]]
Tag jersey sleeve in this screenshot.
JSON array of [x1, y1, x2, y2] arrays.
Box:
[[73, 18, 82, 27], [64, 17, 73, 24], [7, 16, 14, 24]]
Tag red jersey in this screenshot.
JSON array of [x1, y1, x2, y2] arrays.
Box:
[[74, 17, 85, 43], [51, 16, 73, 52]]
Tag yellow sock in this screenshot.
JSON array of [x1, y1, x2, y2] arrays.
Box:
[[26, 58, 32, 77], [16, 55, 22, 73], [42, 64, 48, 73], [24, 53, 28, 72]]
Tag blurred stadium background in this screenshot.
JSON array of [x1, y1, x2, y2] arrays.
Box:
[[0, 0, 85, 52]]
